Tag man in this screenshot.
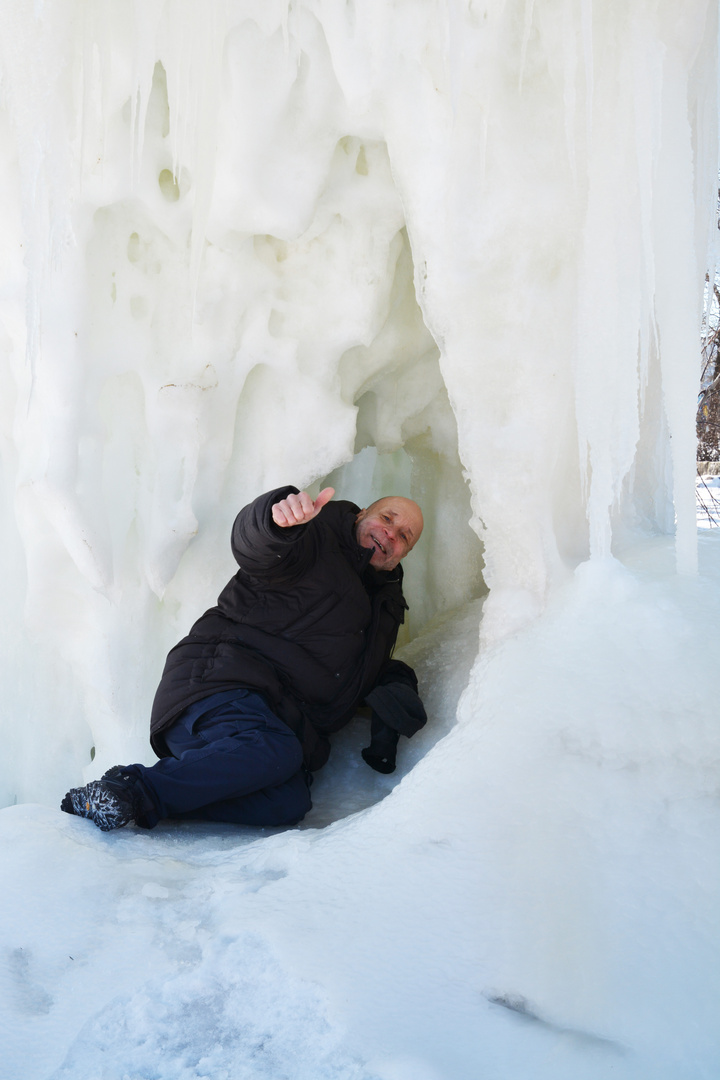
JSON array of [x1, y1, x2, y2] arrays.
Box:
[[61, 485, 426, 831]]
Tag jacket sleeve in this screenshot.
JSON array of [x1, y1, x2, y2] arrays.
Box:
[[230, 485, 318, 580]]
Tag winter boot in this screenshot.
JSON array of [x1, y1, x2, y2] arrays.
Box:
[[61, 770, 141, 832]]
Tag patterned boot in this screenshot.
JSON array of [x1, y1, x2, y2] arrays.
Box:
[[61, 770, 141, 832]]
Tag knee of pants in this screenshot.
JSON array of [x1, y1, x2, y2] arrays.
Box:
[[283, 788, 312, 826], [262, 774, 312, 827]]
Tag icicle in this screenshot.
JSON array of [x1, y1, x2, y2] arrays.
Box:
[[518, 0, 536, 94], [580, 0, 593, 142], [654, 51, 701, 575], [129, 0, 164, 189], [630, 14, 662, 420], [561, 0, 578, 189]]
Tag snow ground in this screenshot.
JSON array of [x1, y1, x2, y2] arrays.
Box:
[[1, 537, 718, 1080]]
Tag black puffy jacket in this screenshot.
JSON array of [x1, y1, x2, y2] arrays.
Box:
[[149, 486, 415, 770]]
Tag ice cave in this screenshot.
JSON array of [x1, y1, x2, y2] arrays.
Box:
[[1, 2, 719, 1078]]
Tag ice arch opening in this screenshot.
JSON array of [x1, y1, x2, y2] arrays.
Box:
[[207, 131, 486, 643], [321, 222, 486, 643]]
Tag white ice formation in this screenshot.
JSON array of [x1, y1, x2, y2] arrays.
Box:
[[0, 0, 716, 795], [0, 3, 719, 1079]]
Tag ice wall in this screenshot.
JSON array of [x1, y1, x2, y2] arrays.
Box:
[[0, 0, 717, 805]]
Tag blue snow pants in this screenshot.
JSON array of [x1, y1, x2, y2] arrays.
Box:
[[132, 689, 312, 828]]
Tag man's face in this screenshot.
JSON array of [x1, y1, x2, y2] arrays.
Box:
[[354, 497, 424, 571]]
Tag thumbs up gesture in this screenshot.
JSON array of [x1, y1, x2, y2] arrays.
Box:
[[271, 487, 335, 528]]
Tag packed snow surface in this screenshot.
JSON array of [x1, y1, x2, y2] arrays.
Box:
[[0, 0, 719, 1077]]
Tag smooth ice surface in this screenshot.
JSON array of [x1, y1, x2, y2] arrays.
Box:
[[1, 1, 719, 1077]]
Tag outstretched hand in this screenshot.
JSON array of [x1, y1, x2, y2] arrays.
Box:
[[272, 487, 335, 528]]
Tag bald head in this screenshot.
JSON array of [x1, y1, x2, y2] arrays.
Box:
[[354, 496, 424, 571]]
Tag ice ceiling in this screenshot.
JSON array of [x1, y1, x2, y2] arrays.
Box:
[[0, 0, 717, 805]]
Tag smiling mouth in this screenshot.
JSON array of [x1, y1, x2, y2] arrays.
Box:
[[371, 535, 386, 555]]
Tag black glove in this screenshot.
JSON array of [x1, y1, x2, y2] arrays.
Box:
[[361, 715, 400, 773], [361, 667, 427, 774], [364, 681, 427, 737]]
